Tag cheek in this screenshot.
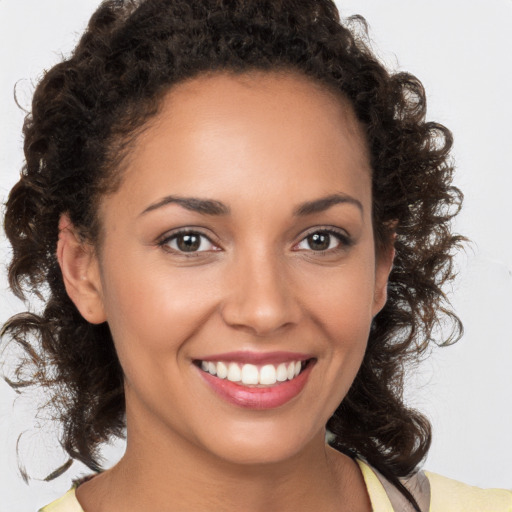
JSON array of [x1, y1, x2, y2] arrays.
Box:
[[98, 257, 221, 370], [304, 260, 376, 337], [298, 256, 376, 399]]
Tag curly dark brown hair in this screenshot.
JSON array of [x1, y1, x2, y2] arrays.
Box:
[[2, 0, 463, 508]]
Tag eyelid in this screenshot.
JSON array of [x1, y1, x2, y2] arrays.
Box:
[[155, 225, 352, 256], [293, 226, 353, 251], [157, 227, 221, 254]]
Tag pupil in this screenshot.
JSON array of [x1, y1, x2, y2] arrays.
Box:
[[177, 234, 200, 252], [308, 232, 330, 251]]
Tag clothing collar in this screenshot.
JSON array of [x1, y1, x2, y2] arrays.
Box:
[[41, 459, 395, 512]]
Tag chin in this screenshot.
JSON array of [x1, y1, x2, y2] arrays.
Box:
[[196, 420, 324, 467]]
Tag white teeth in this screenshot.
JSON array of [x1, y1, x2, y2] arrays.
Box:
[[200, 359, 306, 386], [227, 362, 241, 382], [207, 362, 217, 376], [276, 363, 288, 382], [216, 361, 228, 379], [259, 364, 277, 385], [241, 364, 259, 385]]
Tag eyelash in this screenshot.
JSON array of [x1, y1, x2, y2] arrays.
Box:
[[157, 229, 220, 256], [294, 227, 352, 254], [157, 227, 352, 256]]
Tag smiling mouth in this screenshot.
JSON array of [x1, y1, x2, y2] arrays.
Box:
[[194, 359, 314, 387]]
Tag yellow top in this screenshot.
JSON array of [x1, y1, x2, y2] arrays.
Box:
[[426, 471, 512, 512], [40, 461, 512, 512]]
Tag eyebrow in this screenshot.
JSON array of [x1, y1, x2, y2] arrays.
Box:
[[140, 195, 230, 216], [293, 193, 363, 216], [140, 193, 362, 217]]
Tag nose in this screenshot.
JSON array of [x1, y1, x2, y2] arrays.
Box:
[[220, 250, 302, 337]]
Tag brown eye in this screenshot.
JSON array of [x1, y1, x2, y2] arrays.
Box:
[[295, 229, 351, 253], [161, 231, 217, 253], [177, 233, 201, 252], [306, 232, 331, 251]]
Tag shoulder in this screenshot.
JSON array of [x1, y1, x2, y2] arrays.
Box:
[[357, 459, 512, 512], [38, 489, 84, 512], [426, 471, 512, 512]]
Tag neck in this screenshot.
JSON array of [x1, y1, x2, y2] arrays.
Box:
[[76, 404, 370, 512]]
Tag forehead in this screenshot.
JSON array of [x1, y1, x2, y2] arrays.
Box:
[[106, 71, 372, 219], [156, 70, 369, 169]]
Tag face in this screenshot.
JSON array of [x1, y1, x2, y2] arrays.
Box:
[[69, 72, 393, 466]]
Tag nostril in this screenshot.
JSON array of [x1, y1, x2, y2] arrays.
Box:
[[219, 266, 302, 336], [220, 297, 301, 337]]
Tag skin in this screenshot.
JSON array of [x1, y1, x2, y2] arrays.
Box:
[[58, 71, 394, 512]]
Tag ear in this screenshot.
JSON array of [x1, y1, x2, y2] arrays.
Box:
[[56, 214, 107, 324], [372, 240, 395, 317]]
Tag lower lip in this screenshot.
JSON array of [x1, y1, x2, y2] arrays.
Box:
[[198, 362, 314, 410]]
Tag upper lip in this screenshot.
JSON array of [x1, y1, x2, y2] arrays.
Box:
[[195, 351, 314, 365]]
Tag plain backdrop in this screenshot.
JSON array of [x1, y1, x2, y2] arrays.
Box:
[[1, 1, 511, 510]]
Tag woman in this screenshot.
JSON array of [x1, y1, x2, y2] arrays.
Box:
[[2, 1, 511, 511]]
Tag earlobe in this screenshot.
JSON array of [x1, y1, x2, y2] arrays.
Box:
[[57, 215, 106, 324]]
